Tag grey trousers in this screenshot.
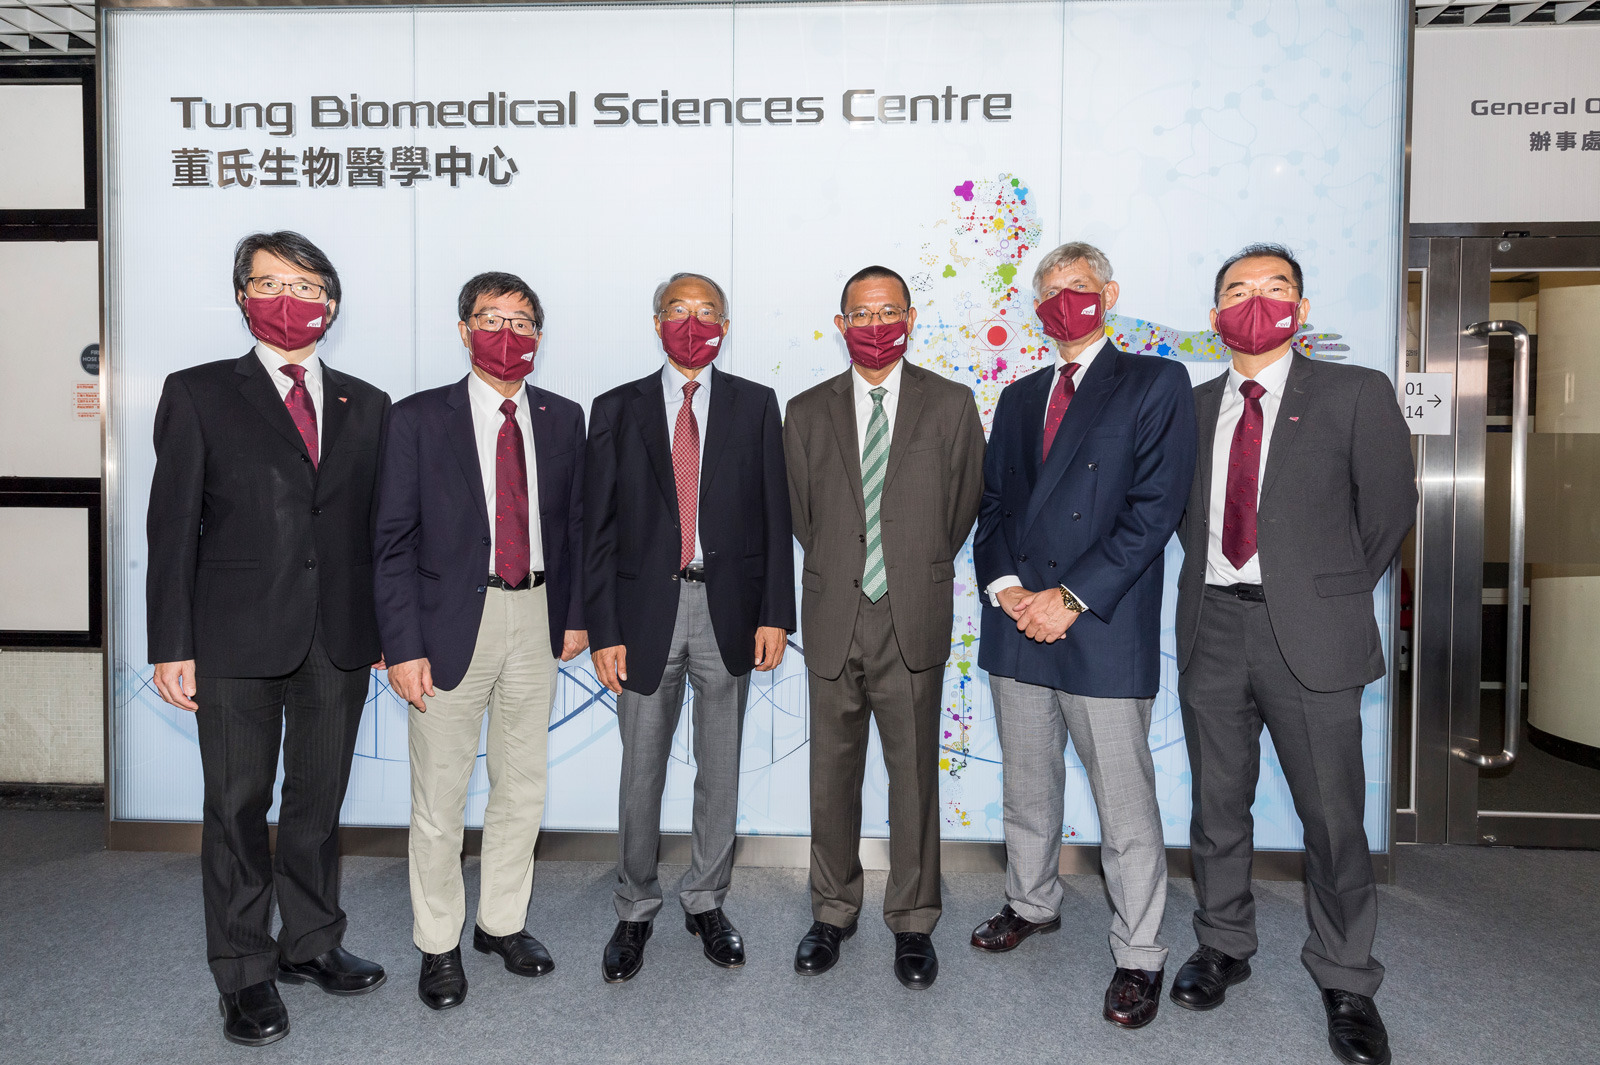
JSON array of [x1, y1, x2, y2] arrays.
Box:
[[614, 581, 750, 922], [1178, 585, 1384, 996], [808, 593, 944, 935], [989, 673, 1168, 971]]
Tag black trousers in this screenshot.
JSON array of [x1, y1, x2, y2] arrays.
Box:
[[1177, 586, 1384, 996], [196, 629, 370, 993]]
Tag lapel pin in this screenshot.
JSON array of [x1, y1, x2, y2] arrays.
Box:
[[1289, 416, 1299, 421], [539, 406, 546, 411], [338, 396, 348, 403]]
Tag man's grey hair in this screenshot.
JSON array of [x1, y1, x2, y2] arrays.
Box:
[[652, 272, 729, 317], [1032, 242, 1114, 296]]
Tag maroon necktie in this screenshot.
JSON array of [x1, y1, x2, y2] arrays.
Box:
[[1221, 379, 1268, 569], [672, 380, 701, 570], [494, 398, 531, 586], [1041, 361, 1082, 461], [278, 364, 318, 468]]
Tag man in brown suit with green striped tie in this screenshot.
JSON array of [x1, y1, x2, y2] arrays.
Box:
[[782, 265, 986, 991]]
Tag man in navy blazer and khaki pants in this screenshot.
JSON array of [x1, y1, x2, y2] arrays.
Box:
[[973, 242, 1197, 1029], [374, 272, 587, 1010]]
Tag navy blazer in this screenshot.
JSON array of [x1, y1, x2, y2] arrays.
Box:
[[584, 365, 795, 695], [373, 375, 585, 691], [974, 344, 1197, 699]]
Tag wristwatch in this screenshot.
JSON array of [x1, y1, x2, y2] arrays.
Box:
[[1058, 585, 1086, 614]]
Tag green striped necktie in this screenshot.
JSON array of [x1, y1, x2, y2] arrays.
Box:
[[861, 386, 889, 603]]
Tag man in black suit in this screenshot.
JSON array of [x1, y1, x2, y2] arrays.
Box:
[[147, 231, 389, 1047], [1170, 244, 1416, 1065], [374, 272, 588, 1010], [584, 272, 795, 982]]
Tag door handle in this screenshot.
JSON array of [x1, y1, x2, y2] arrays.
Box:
[[1455, 320, 1529, 770]]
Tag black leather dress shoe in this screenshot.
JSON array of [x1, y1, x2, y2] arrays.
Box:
[[219, 980, 289, 1047], [1323, 989, 1391, 1065], [685, 908, 746, 968], [473, 926, 554, 977], [794, 919, 857, 975], [893, 932, 938, 990], [1170, 945, 1251, 1011], [970, 903, 1062, 953], [602, 920, 652, 983], [277, 946, 386, 996], [417, 947, 467, 1011], [1104, 968, 1162, 1028]]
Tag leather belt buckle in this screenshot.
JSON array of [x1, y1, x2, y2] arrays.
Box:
[[1224, 582, 1266, 603], [678, 564, 706, 583], [486, 572, 543, 591]]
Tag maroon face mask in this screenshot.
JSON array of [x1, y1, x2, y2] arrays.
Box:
[[660, 317, 724, 370], [469, 327, 539, 382], [245, 295, 329, 351], [1215, 295, 1301, 356], [1035, 288, 1104, 343], [843, 321, 909, 371]]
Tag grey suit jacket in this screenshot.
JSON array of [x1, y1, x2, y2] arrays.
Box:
[[784, 361, 986, 681], [1176, 354, 1417, 693]]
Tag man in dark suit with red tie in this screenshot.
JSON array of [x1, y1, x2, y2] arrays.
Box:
[[374, 272, 588, 1011], [1170, 244, 1415, 1065], [147, 232, 389, 1047]]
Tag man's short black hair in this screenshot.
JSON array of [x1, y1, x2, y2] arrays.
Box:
[[839, 265, 912, 314], [1213, 243, 1304, 306], [233, 230, 342, 326], [457, 271, 544, 330]]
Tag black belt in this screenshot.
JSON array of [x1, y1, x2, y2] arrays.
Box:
[[486, 571, 544, 591], [1214, 582, 1265, 603], [676, 564, 707, 583]]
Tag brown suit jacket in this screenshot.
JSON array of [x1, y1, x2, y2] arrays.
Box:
[[784, 360, 986, 680]]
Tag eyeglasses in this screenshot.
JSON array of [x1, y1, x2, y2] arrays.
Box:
[[660, 305, 725, 323], [247, 277, 327, 299], [843, 307, 907, 327], [469, 312, 539, 336], [1219, 283, 1299, 306]]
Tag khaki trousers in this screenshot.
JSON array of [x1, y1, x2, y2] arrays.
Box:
[[408, 585, 556, 954]]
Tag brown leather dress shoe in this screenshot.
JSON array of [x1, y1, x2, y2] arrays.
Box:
[[1103, 967, 1163, 1029], [970, 903, 1062, 953]]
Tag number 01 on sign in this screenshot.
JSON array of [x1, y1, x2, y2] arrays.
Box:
[[1400, 372, 1451, 435]]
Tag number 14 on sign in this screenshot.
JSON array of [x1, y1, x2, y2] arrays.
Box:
[[1401, 372, 1452, 435]]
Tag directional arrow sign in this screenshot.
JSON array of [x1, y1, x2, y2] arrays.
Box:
[[1400, 372, 1453, 435]]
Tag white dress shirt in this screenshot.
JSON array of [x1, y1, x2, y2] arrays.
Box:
[[664, 362, 712, 564], [468, 371, 545, 571], [985, 337, 1108, 608], [1205, 351, 1294, 586], [851, 358, 904, 457], [255, 343, 324, 440]]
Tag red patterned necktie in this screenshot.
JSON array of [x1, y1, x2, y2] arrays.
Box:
[[278, 364, 319, 468], [494, 398, 531, 586], [1221, 379, 1268, 569], [673, 380, 701, 570], [1041, 361, 1082, 461]]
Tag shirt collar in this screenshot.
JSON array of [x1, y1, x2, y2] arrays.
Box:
[[255, 342, 321, 382], [1227, 350, 1295, 399], [1055, 335, 1107, 378], [467, 368, 524, 415], [852, 357, 905, 404], [662, 360, 712, 400]]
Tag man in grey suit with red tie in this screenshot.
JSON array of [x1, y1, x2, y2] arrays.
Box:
[[1170, 244, 1415, 1065]]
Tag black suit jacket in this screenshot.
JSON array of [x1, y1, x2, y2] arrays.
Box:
[[372, 376, 585, 691], [146, 350, 390, 677], [584, 365, 795, 695], [1176, 355, 1417, 692]]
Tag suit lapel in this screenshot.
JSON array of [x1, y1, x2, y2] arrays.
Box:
[[629, 372, 678, 512], [1193, 373, 1227, 504], [882, 362, 927, 492], [1014, 364, 1053, 483], [234, 351, 313, 462], [1021, 348, 1123, 538], [524, 384, 558, 520], [1259, 355, 1314, 502], [825, 371, 866, 520], [698, 366, 736, 492], [446, 376, 490, 536], [319, 364, 351, 463]]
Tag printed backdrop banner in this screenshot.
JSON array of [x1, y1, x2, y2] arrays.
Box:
[[103, 0, 1409, 851]]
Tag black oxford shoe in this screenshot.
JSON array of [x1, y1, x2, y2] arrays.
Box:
[[685, 908, 746, 968], [219, 980, 289, 1047], [794, 919, 857, 975], [1170, 945, 1251, 1011], [417, 947, 467, 1011], [602, 920, 653, 983], [277, 945, 387, 996], [1323, 989, 1391, 1065], [473, 926, 555, 977], [970, 903, 1062, 953], [1104, 968, 1162, 1029], [893, 932, 938, 990]]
